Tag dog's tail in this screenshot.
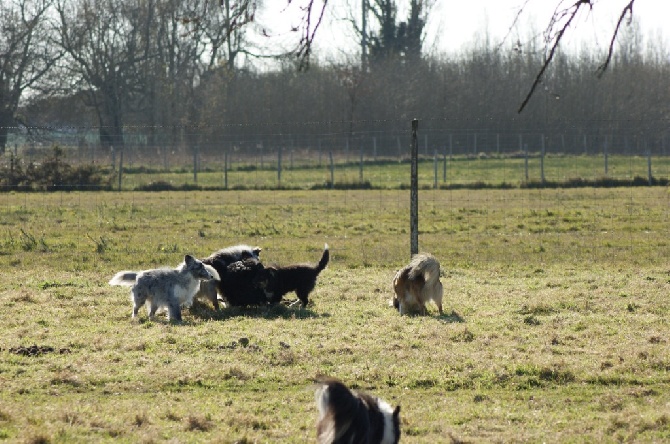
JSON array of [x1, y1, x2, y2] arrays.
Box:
[[108, 271, 138, 286], [314, 376, 368, 444], [203, 264, 220, 281], [316, 244, 330, 272]]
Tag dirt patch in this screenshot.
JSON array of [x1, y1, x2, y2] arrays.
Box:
[[8, 344, 71, 356]]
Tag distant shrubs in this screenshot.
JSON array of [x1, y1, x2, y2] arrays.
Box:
[[521, 176, 669, 189], [311, 180, 373, 190], [136, 181, 201, 192], [0, 146, 113, 191]]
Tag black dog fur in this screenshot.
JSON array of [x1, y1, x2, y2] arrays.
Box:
[[217, 257, 272, 307], [255, 244, 329, 307], [199, 244, 261, 309]]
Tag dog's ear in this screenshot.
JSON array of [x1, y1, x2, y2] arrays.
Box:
[[184, 254, 195, 265]]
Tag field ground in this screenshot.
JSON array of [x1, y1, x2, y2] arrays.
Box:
[[0, 188, 668, 442]]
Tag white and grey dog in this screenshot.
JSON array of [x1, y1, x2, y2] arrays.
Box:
[[109, 254, 216, 321]]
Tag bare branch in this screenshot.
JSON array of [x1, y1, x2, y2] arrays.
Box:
[[293, 0, 329, 70], [596, 0, 634, 77], [518, 0, 592, 113], [497, 0, 531, 51], [518, 0, 639, 113]]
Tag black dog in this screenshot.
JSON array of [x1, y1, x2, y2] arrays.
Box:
[[197, 244, 262, 309], [314, 376, 401, 444], [255, 244, 329, 307], [217, 257, 272, 307]]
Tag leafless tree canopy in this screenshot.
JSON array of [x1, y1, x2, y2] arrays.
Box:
[[0, 0, 62, 150], [0, 0, 666, 154]]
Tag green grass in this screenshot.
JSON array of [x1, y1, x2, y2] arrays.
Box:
[[0, 188, 669, 442]]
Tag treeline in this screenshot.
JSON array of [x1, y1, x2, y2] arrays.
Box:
[[3, 1, 669, 157]]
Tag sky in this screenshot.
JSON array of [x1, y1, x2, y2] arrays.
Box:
[[256, 0, 670, 62]]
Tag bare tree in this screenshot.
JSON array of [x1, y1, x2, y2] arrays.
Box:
[[54, 0, 263, 148], [517, 0, 637, 112], [55, 0, 154, 148], [142, 0, 257, 146], [290, 0, 329, 69], [219, 0, 258, 70], [0, 0, 62, 153]]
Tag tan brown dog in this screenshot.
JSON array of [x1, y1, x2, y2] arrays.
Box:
[[392, 253, 443, 315]]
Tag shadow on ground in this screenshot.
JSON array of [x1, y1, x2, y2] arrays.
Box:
[[189, 299, 326, 321]]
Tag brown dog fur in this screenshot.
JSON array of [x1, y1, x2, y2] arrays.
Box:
[[392, 253, 443, 315]]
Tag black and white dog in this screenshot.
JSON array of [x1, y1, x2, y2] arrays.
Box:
[[314, 376, 401, 444], [197, 244, 262, 309]]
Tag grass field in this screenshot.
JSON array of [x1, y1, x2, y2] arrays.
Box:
[[0, 187, 669, 443]]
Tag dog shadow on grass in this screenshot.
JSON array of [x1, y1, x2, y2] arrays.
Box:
[[437, 310, 465, 324], [189, 300, 326, 321]]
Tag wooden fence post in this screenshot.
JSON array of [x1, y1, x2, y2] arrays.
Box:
[[410, 119, 419, 257]]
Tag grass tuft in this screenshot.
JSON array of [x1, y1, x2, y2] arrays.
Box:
[[185, 415, 213, 432]]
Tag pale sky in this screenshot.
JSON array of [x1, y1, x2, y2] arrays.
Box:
[[255, 0, 670, 63]]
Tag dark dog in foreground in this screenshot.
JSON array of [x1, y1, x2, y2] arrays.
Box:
[[314, 376, 401, 444], [393, 253, 443, 315], [255, 244, 329, 307], [197, 244, 262, 309]]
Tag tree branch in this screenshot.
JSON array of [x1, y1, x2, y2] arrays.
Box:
[[596, 0, 634, 77], [293, 0, 328, 70], [518, 0, 592, 113]]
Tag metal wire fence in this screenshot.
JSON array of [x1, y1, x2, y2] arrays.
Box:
[[1, 123, 669, 191]]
